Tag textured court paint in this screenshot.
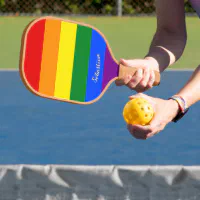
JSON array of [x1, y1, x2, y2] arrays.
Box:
[[54, 22, 77, 99], [189, 0, 200, 17], [102, 47, 119, 91], [2, 71, 199, 165], [23, 20, 46, 91], [39, 20, 61, 96], [70, 26, 92, 101], [85, 30, 106, 102]]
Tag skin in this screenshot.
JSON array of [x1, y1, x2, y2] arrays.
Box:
[[117, 0, 200, 139], [127, 93, 179, 140], [116, 0, 187, 92]]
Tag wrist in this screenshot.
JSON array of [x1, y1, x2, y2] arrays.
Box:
[[168, 95, 189, 123], [145, 46, 176, 72], [144, 56, 160, 72], [168, 99, 180, 120]]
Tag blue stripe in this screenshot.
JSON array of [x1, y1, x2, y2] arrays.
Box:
[[85, 30, 106, 102]]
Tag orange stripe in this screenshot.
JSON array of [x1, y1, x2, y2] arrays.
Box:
[[39, 19, 61, 96]]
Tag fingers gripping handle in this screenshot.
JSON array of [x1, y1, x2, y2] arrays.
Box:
[[117, 64, 161, 86]]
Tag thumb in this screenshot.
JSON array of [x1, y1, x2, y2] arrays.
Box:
[[149, 110, 161, 129], [129, 93, 147, 100], [120, 58, 146, 68]]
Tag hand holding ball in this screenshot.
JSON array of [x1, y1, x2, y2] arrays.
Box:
[[123, 97, 154, 126]]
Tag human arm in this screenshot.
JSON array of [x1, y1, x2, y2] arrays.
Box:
[[145, 0, 187, 72], [116, 0, 187, 92], [127, 65, 200, 140], [176, 65, 200, 107]]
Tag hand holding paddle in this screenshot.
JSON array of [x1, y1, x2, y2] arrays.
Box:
[[116, 58, 160, 92], [20, 16, 160, 105]]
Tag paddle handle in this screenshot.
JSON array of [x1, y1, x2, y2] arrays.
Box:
[[117, 64, 160, 86]]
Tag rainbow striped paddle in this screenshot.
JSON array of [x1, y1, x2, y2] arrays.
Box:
[[20, 16, 160, 105]]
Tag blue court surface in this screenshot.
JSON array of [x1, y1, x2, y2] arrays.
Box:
[[0, 70, 199, 165]]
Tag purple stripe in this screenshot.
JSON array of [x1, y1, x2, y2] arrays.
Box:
[[101, 47, 119, 91]]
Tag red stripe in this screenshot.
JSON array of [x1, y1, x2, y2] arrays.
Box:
[[24, 19, 46, 91]]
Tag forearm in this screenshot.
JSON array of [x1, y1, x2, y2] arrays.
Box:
[[145, 0, 187, 73], [145, 30, 187, 72], [176, 65, 200, 107]]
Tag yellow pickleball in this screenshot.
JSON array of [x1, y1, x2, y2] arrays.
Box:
[[123, 97, 154, 126]]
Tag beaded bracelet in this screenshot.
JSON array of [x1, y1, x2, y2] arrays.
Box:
[[169, 95, 188, 113], [168, 95, 189, 122]]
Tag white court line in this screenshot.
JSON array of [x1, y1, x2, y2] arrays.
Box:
[[0, 68, 18, 71], [166, 68, 194, 71]]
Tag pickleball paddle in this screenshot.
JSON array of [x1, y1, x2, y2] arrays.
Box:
[[20, 16, 160, 105]]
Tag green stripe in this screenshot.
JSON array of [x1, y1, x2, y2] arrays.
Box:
[[70, 25, 92, 101]]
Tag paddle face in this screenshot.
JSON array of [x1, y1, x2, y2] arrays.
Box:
[[20, 17, 119, 105]]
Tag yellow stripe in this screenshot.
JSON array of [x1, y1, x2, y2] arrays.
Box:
[[54, 22, 77, 99]]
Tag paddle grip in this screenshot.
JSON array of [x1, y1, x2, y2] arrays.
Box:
[[117, 64, 161, 86]]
